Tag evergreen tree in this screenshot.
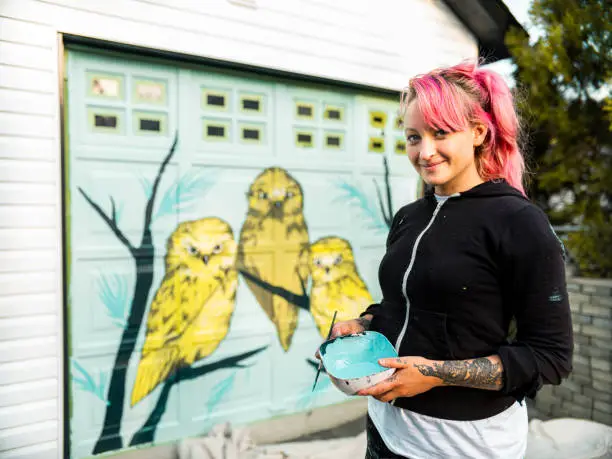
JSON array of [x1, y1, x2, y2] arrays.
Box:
[[506, 0, 611, 277]]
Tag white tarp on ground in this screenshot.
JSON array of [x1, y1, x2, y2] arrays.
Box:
[[178, 418, 612, 459]]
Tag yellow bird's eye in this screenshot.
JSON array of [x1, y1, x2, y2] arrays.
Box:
[[187, 245, 198, 256], [286, 191, 294, 199], [258, 191, 268, 200], [212, 244, 222, 254], [334, 255, 343, 265], [314, 258, 322, 267]]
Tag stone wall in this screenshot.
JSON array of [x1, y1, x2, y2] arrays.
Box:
[[528, 278, 612, 425]]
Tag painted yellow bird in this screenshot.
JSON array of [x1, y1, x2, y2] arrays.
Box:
[[304, 236, 373, 338], [130, 217, 238, 406], [237, 167, 309, 352]]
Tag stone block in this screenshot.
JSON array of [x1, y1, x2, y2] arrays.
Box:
[[594, 400, 612, 414], [583, 388, 612, 403], [572, 313, 592, 325], [568, 293, 589, 311], [574, 334, 591, 345], [593, 379, 612, 393], [579, 345, 612, 360], [593, 410, 612, 426], [582, 325, 612, 340], [554, 386, 574, 400], [592, 369, 612, 384], [568, 372, 591, 385], [592, 317, 612, 329], [566, 282, 582, 293], [561, 400, 592, 419], [582, 304, 612, 319], [593, 295, 612, 308], [560, 379, 583, 393], [571, 362, 591, 377], [592, 338, 612, 352], [573, 354, 590, 366], [591, 357, 612, 372], [572, 392, 593, 406]]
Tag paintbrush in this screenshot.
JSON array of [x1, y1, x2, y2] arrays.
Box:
[[312, 310, 337, 392]]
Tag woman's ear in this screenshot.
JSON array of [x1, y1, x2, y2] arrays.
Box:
[[472, 123, 488, 147]]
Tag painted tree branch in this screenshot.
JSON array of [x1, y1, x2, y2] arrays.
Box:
[[130, 346, 268, 446], [374, 156, 393, 229], [239, 269, 310, 311], [78, 191, 136, 256], [84, 132, 179, 455]]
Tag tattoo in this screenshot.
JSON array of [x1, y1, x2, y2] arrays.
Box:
[[356, 316, 371, 330], [414, 358, 503, 391]]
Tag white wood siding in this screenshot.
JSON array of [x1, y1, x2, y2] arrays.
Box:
[[0, 1, 477, 457]]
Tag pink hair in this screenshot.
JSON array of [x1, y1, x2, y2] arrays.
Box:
[[401, 61, 526, 195]]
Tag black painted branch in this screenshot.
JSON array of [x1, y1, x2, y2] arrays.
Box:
[[373, 180, 390, 228], [78, 188, 135, 255], [383, 156, 393, 227], [130, 346, 268, 446], [239, 269, 310, 311], [91, 133, 180, 455], [143, 132, 178, 234]]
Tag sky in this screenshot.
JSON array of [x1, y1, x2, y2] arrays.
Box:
[[484, 0, 534, 85]]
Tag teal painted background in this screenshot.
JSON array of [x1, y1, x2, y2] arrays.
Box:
[[65, 48, 419, 458]]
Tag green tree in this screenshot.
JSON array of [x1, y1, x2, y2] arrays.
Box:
[[506, 0, 612, 278]]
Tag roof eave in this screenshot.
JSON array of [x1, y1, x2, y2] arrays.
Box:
[[441, 0, 527, 63]]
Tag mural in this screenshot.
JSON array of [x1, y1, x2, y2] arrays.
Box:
[[66, 51, 417, 459]]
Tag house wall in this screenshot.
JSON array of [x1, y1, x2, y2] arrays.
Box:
[[0, 1, 478, 458]]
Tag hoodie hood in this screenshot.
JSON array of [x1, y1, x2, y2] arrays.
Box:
[[425, 179, 528, 201]]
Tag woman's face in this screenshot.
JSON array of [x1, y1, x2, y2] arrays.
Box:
[[403, 100, 487, 196]]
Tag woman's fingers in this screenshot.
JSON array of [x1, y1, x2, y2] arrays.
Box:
[[357, 378, 397, 397], [378, 357, 411, 368], [330, 319, 366, 339], [376, 389, 401, 403]]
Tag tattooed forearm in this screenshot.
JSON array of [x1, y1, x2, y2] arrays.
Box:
[[414, 357, 503, 391]]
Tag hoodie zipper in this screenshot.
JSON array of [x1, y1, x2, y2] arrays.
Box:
[[394, 197, 451, 354], [390, 197, 450, 406]]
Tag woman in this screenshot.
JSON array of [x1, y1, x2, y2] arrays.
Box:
[[330, 62, 573, 458]]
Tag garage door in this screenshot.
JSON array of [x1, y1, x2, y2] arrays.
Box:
[[64, 47, 418, 458]]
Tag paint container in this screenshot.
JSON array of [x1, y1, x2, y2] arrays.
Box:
[[318, 331, 398, 396]]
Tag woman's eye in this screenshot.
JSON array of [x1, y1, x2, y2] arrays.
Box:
[[434, 129, 448, 138], [406, 134, 420, 145], [212, 244, 222, 254]]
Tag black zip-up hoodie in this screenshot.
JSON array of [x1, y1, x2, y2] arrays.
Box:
[[362, 179, 573, 421]]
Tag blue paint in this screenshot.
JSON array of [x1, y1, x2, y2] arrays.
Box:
[[320, 332, 398, 380]]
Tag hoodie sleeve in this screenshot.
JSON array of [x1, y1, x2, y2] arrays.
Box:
[[497, 205, 573, 400], [360, 207, 406, 319]]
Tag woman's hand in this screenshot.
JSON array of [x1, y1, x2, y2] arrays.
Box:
[[330, 315, 372, 339], [315, 314, 373, 361], [356, 357, 441, 402]]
